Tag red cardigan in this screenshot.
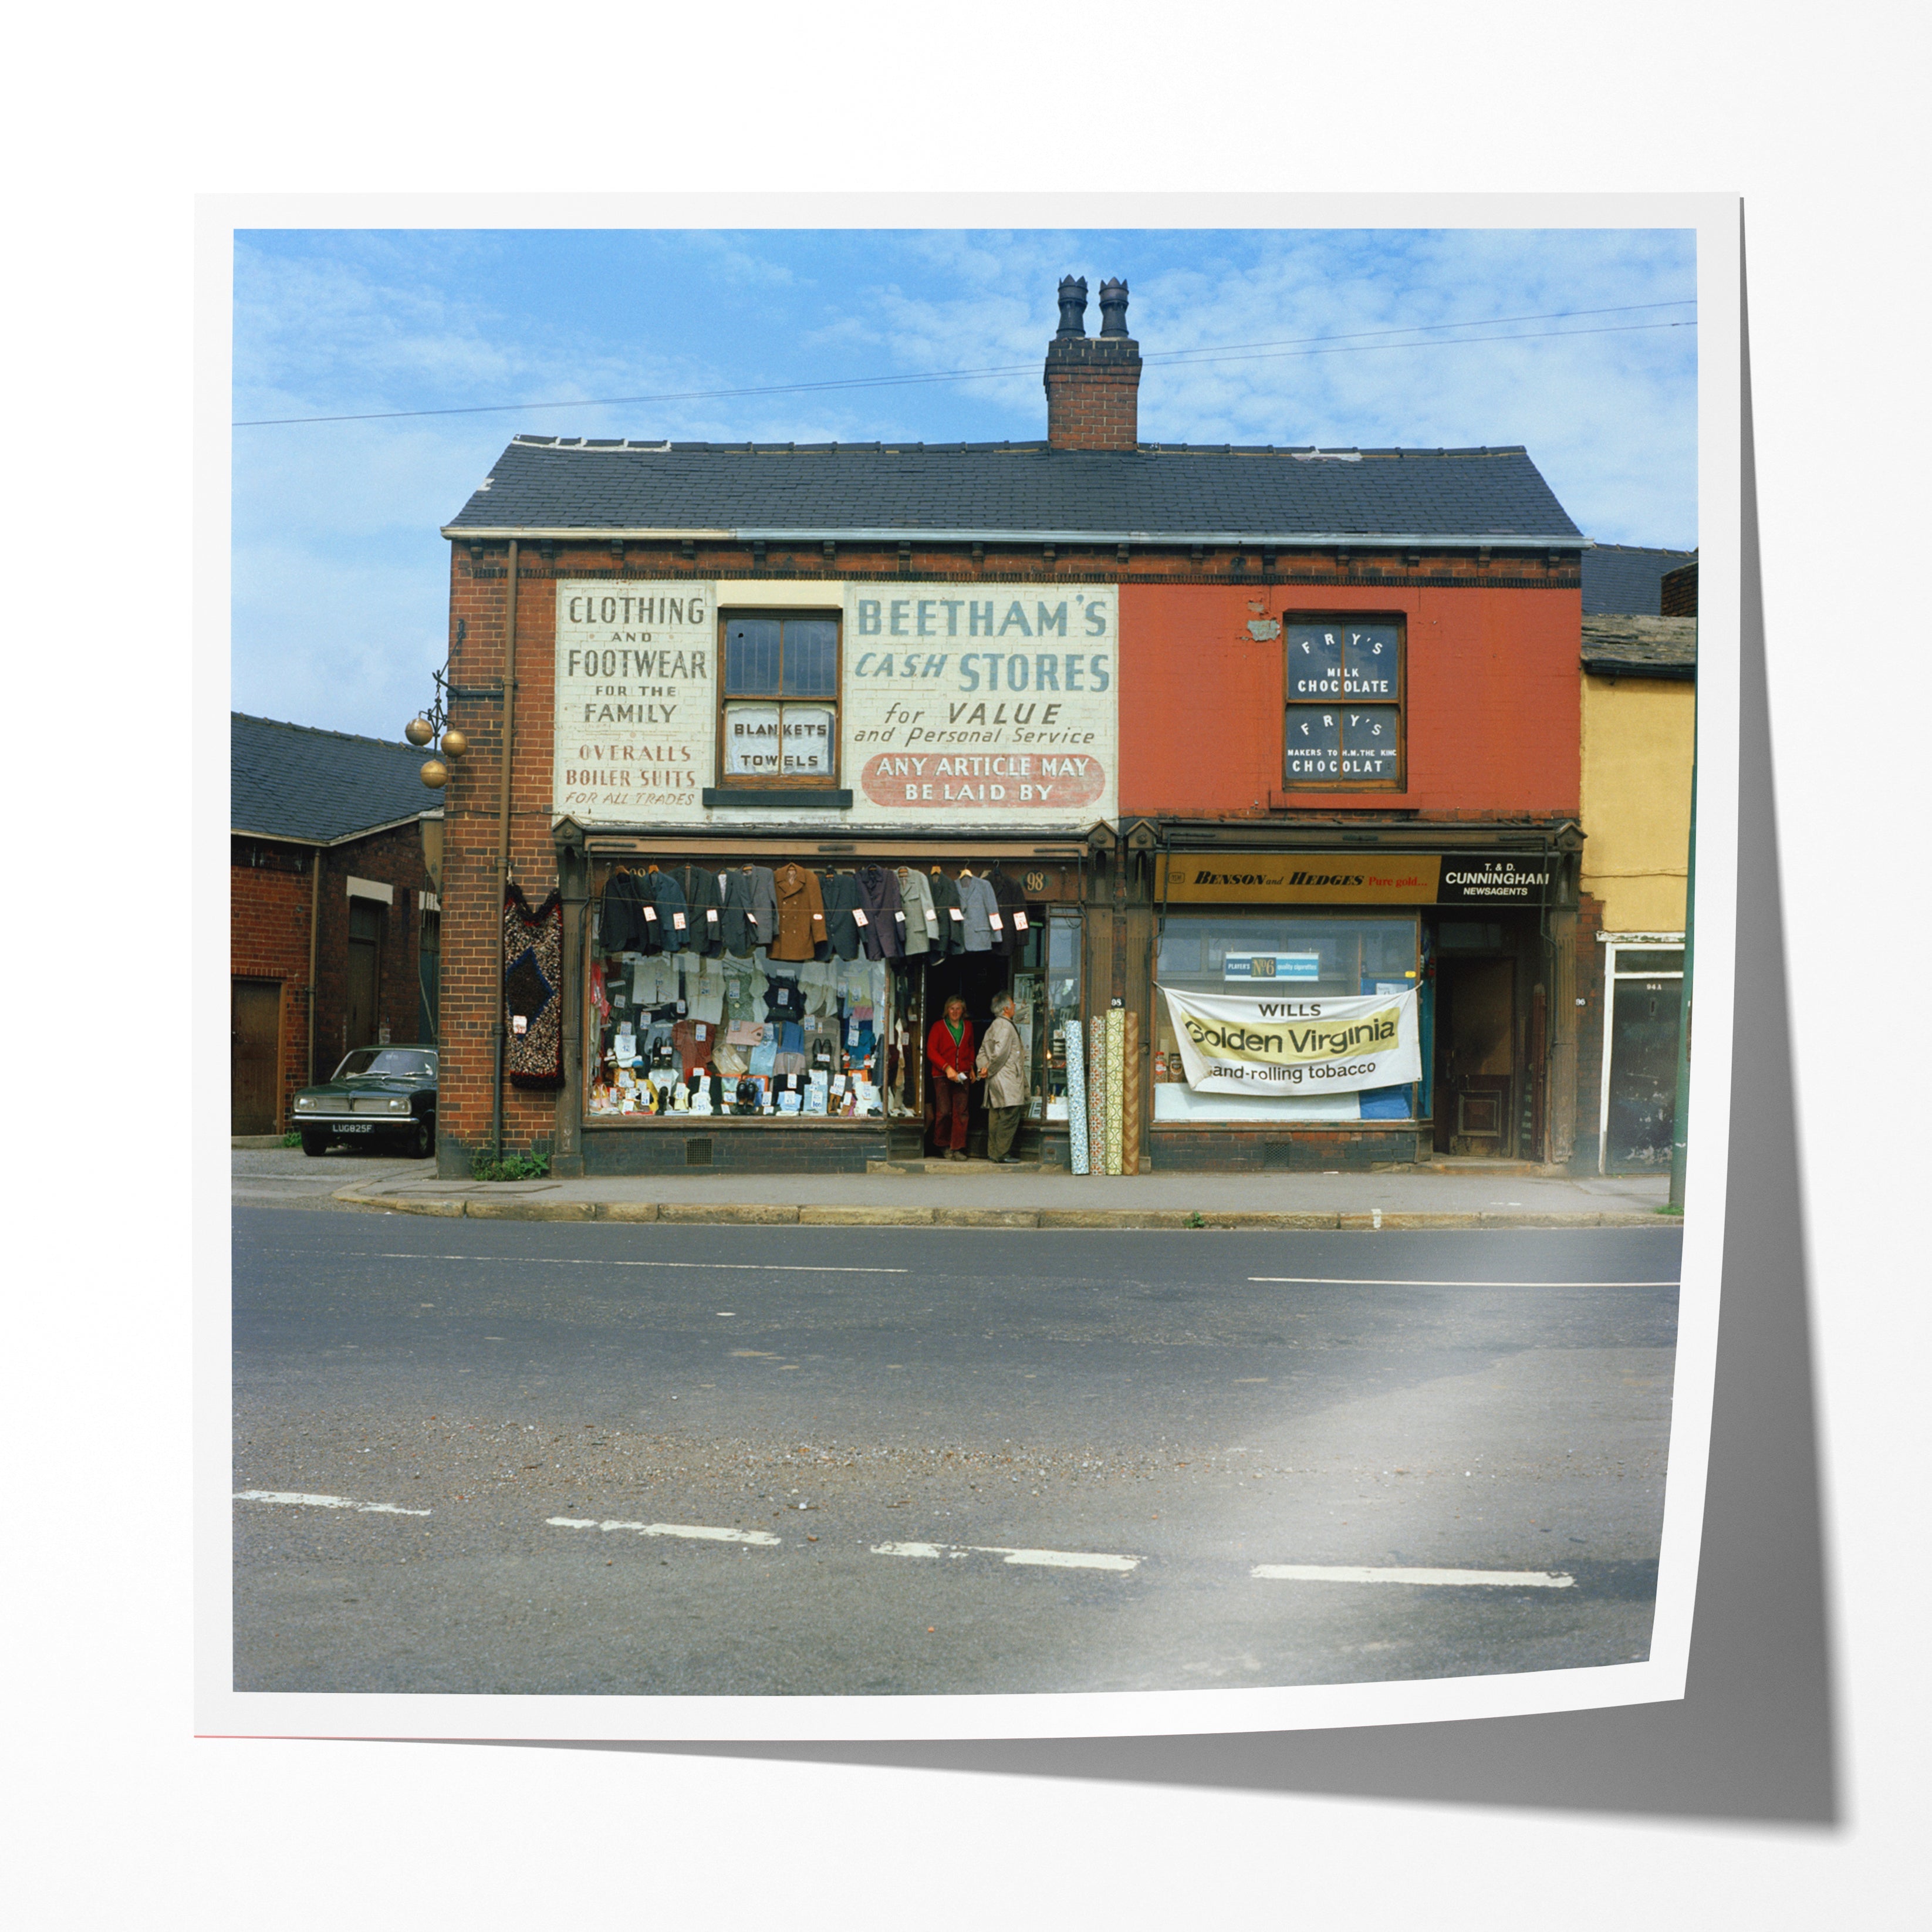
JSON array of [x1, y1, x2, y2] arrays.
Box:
[[927, 1018, 975, 1078]]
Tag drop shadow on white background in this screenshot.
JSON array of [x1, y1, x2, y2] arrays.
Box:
[[462, 237, 1840, 1827]]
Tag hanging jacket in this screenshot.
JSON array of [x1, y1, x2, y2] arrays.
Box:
[[956, 873, 999, 953], [720, 868, 761, 957], [747, 866, 777, 951], [820, 870, 863, 961], [641, 869, 687, 958], [854, 864, 904, 961], [666, 864, 724, 957], [598, 870, 651, 954], [769, 863, 827, 961], [988, 871, 1029, 958], [929, 871, 964, 957], [894, 867, 937, 957]]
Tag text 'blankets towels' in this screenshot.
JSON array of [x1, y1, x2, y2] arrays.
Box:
[[1157, 983, 1421, 1096], [504, 885, 565, 1089]]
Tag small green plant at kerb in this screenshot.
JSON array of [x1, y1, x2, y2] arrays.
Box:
[[1654, 1203, 1684, 1217], [280, 1130, 302, 1148], [1185, 1210, 1207, 1229], [470, 1150, 552, 1183]]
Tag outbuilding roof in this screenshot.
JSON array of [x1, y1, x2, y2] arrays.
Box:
[[1580, 615, 1698, 680], [232, 712, 437, 845], [1582, 542, 1696, 616], [444, 437, 1585, 549]]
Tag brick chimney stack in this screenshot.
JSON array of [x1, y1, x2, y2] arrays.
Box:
[[1044, 275, 1141, 451]]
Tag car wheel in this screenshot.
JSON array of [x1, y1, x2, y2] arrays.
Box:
[[300, 1130, 329, 1157], [408, 1116, 434, 1159]]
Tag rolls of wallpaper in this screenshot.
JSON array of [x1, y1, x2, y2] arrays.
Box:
[[1064, 1021, 1090, 1176], [1105, 1006, 1126, 1176], [1121, 1007, 1141, 1175], [1089, 1015, 1108, 1178]]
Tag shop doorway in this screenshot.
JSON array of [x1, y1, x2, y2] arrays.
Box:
[[1434, 955, 1515, 1157], [1598, 943, 1686, 1171], [231, 978, 282, 1134], [346, 899, 384, 1051], [915, 952, 1014, 1157]]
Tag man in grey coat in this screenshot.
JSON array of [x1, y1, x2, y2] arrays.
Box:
[[975, 992, 1028, 1163]]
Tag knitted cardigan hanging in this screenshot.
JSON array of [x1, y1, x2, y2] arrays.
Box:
[[503, 884, 565, 1089]]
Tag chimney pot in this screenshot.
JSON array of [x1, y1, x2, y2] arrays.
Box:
[[1055, 276, 1089, 338], [1044, 275, 1142, 452]]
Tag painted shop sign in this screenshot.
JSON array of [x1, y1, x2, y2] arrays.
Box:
[[1158, 852, 1556, 906], [1158, 983, 1422, 1095], [551, 579, 1119, 829]]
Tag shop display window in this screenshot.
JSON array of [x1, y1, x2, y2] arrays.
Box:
[[1153, 911, 1419, 1123], [1035, 911, 1083, 1122]]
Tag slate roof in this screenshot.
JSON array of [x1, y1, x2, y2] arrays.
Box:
[[1582, 543, 1696, 615], [232, 712, 438, 844], [1580, 616, 1698, 680], [444, 437, 1585, 548]]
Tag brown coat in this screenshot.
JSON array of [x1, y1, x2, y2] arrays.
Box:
[[769, 862, 828, 961]]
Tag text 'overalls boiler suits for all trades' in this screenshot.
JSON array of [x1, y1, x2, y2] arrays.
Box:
[[927, 1016, 975, 1155], [976, 1012, 1028, 1163]]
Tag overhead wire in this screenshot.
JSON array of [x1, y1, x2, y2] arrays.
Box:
[[233, 299, 1696, 429]]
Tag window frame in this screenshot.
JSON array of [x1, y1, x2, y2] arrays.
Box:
[[1279, 612, 1408, 793], [714, 609, 844, 791]]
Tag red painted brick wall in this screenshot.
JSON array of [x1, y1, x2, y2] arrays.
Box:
[[231, 839, 313, 1130], [1118, 580, 1582, 818]]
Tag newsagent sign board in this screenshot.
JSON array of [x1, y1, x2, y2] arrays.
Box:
[[1156, 852, 1559, 905], [552, 579, 1119, 830]]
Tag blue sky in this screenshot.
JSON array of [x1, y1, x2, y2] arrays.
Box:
[[231, 226, 1696, 742]]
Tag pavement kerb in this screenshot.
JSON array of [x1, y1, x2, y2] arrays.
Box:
[[323, 1183, 1668, 1232]]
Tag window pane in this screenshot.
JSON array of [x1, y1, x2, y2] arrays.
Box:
[[1341, 705, 1400, 781], [1343, 624, 1400, 697], [780, 704, 835, 778], [1284, 706, 1342, 779], [723, 702, 782, 775], [1157, 913, 1416, 999], [1286, 624, 1344, 698], [782, 620, 839, 695], [724, 618, 781, 695], [1614, 948, 1685, 974]]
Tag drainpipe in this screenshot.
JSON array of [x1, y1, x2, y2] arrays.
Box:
[[306, 845, 322, 1093], [491, 539, 521, 1164], [1667, 745, 1697, 1209]]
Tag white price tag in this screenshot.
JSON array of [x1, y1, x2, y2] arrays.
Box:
[[671, 912, 686, 930], [950, 907, 964, 921], [643, 906, 658, 922], [989, 911, 1004, 931], [926, 912, 939, 932], [705, 907, 719, 923], [853, 908, 870, 927], [1014, 911, 1029, 931], [695, 1024, 707, 1040]]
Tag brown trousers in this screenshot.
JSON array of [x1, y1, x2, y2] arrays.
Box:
[[931, 1074, 970, 1151]]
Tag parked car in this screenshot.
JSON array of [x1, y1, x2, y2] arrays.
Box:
[[292, 1046, 438, 1157]]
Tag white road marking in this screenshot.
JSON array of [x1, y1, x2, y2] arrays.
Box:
[[1251, 1563, 1575, 1588], [369, 1253, 909, 1275], [548, 1517, 782, 1545], [234, 1489, 431, 1517], [872, 1540, 1141, 1573], [1248, 1276, 1679, 1288]]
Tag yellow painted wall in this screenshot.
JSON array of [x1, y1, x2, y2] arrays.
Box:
[[1580, 673, 1694, 932]]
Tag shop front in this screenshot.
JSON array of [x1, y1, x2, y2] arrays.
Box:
[[550, 830, 1087, 1171], [1146, 841, 1575, 1170]]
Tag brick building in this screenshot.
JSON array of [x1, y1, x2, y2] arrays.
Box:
[[427, 277, 1601, 1177], [230, 714, 443, 1134]]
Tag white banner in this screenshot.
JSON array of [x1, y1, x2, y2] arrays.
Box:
[[1158, 984, 1421, 1096]]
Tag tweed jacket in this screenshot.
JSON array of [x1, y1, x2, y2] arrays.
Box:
[[643, 868, 686, 955], [928, 870, 964, 956], [720, 866, 776, 956], [955, 873, 1000, 953], [854, 863, 904, 961], [768, 863, 827, 962], [819, 869, 864, 961], [666, 863, 724, 957], [894, 866, 937, 957]]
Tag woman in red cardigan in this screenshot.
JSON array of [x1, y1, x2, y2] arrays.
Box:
[[927, 995, 975, 1159]]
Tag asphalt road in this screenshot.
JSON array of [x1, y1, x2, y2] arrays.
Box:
[[232, 1208, 1681, 1697]]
